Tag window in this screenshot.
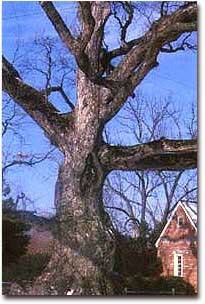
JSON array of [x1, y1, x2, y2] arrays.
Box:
[[177, 216, 184, 227], [174, 253, 183, 277]]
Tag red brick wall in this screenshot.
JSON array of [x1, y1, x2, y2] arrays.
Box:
[[27, 226, 54, 255], [157, 206, 197, 290]]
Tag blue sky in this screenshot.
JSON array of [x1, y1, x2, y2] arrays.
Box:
[[2, 1, 197, 216]]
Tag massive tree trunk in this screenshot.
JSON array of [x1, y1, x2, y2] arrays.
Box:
[[30, 70, 114, 295], [2, 1, 197, 296], [29, 70, 116, 295], [32, 161, 114, 295]]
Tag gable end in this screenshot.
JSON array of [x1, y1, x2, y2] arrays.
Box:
[[155, 202, 197, 248]]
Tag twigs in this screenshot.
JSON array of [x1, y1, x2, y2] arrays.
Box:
[[113, 2, 134, 46], [2, 148, 56, 176]]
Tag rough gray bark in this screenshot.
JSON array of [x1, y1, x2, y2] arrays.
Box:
[[99, 139, 197, 171], [3, 1, 197, 295]]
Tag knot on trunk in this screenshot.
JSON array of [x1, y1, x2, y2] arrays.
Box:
[[80, 152, 104, 196]]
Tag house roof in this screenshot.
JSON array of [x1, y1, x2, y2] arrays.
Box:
[[155, 201, 197, 248], [182, 201, 197, 224]]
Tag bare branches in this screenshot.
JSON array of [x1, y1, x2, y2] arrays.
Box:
[[186, 103, 197, 139], [103, 89, 197, 233], [37, 2, 197, 127], [39, 2, 93, 79], [107, 36, 146, 60], [160, 2, 167, 17], [2, 56, 74, 145], [3, 61, 54, 115], [2, 103, 17, 137], [100, 2, 197, 123], [37, 2, 197, 126], [105, 205, 131, 218], [109, 2, 196, 62], [2, 149, 55, 174], [20, 35, 76, 112], [118, 94, 183, 143], [161, 33, 197, 53], [157, 170, 184, 223], [39, 2, 110, 80], [113, 1, 134, 46], [58, 88, 75, 110], [39, 1, 79, 54], [99, 138, 197, 172]]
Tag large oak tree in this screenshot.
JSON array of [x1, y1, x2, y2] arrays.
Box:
[[3, 1, 197, 295]]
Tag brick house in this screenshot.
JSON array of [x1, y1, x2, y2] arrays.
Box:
[[155, 201, 197, 291]]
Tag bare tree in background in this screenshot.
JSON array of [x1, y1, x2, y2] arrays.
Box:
[[104, 92, 197, 240], [2, 91, 60, 211], [3, 1, 197, 295], [2, 36, 75, 212]]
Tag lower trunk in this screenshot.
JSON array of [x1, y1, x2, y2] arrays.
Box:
[[15, 156, 118, 295]]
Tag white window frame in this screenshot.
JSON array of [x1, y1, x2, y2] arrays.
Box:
[[174, 253, 183, 277], [177, 216, 184, 227]]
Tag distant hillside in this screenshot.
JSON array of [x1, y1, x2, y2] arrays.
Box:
[[3, 208, 56, 255]]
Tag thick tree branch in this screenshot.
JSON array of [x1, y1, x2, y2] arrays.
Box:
[[99, 138, 197, 172], [107, 36, 146, 60], [2, 56, 74, 144], [170, 22, 197, 32], [39, 1, 92, 76], [85, 2, 111, 71], [99, 2, 197, 122], [78, 2, 95, 49], [3, 68, 56, 116], [41, 86, 75, 110], [108, 3, 196, 72], [39, 1, 196, 111], [39, 1, 79, 54], [39, 2, 110, 81]]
